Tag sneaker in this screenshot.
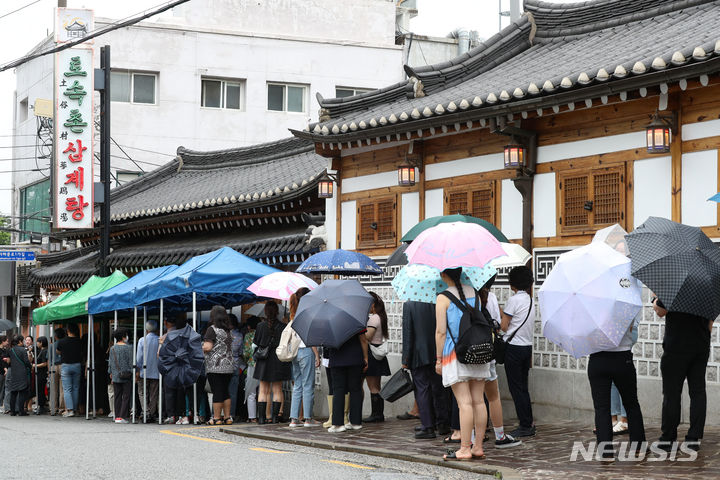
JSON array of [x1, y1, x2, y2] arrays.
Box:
[[163, 416, 176, 424], [495, 434, 522, 448], [177, 416, 190, 425], [510, 425, 535, 438], [328, 425, 346, 433], [114, 418, 123, 423], [107, 412, 114, 418], [62, 410, 75, 418], [344, 423, 362, 430], [303, 419, 321, 427], [118, 418, 129, 424], [289, 419, 302, 428]]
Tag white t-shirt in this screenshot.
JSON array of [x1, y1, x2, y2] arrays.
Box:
[[503, 291, 535, 346], [486, 292, 501, 323]]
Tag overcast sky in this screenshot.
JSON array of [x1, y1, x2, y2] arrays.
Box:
[[0, 0, 577, 218]]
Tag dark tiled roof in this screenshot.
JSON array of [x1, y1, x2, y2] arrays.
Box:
[[28, 227, 324, 288], [109, 137, 327, 221], [298, 0, 720, 141]]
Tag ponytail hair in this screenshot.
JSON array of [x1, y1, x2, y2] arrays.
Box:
[[289, 287, 310, 320], [443, 267, 468, 305]]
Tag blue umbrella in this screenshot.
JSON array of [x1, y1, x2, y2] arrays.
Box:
[[709, 193, 720, 202], [292, 279, 373, 348], [296, 249, 382, 275], [392, 264, 497, 304]]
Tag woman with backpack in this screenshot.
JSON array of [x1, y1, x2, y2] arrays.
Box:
[[436, 268, 491, 461], [500, 266, 536, 438], [363, 292, 390, 423], [253, 301, 292, 423], [287, 287, 321, 427]]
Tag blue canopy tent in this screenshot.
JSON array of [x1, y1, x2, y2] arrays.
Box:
[[88, 265, 178, 424], [131, 246, 280, 423]]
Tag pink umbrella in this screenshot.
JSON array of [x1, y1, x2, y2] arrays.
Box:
[[405, 222, 505, 270], [248, 272, 318, 301]]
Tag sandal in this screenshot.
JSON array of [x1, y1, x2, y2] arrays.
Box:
[[224, 417, 234, 425], [207, 418, 223, 426], [443, 436, 461, 444], [443, 445, 473, 462]]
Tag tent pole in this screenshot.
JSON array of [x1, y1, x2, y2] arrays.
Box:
[[32, 323, 38, 415], [132, 307, 137, 424], [113, 310, 117, 331], [158, 298, 163, 425], [193, 291, 198, 425], [143, 306, 147, 424], [90, 314, 96, 419], [86, 317, 91, 420]]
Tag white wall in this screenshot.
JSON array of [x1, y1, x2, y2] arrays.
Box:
[[340, 200, 357, 250], [682, 150, 718, 227], [425, 153, 504, 181], [501, 178, 523, 240], [425, 188, 443, 219], [633, 156, 672, 228], [537, 131, 646, 164], [325, 196, 337, 249], [533, 173, 556, 237], [401, 192, 420, 236], [342, 170, 397, 194], [682, 119, 720, 141]]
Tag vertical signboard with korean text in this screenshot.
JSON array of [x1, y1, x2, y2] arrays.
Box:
[[54, 8, 94, 229]]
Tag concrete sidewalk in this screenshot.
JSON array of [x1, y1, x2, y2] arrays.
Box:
[[222, 419, 720, 479]]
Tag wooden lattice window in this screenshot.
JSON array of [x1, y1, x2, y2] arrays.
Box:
[[357, 196, 397, 249], [558, 164, 625, 235], [444, 182, 496, 223]]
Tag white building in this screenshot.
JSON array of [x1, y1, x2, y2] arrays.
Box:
[[11, 0, 411, 244]]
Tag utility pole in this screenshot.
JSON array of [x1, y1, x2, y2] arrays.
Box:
[[96, 46, 111, 275]]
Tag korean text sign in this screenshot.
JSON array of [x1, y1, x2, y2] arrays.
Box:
[[54, 47, 94, 229]]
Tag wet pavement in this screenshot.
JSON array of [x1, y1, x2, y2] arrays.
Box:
[[223, 418, 720, 479]]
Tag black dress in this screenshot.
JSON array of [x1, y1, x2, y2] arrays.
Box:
[[253, 320, 292, 382]]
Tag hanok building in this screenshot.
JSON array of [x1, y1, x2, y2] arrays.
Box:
[[28, 138, 327, 294], [293, 0, 720, 422]]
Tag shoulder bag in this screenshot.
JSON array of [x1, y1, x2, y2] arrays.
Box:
[[369, 342, 388, 361], [494, 297, 532, 365], [276, 320, 302, 362]]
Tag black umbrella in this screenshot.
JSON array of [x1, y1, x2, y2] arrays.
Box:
[[158, 324, 205, 388], [626, 216, 720, 320], [386, 243, 409, 267], [0, 318, 15, 332], [292, 279, 373, 348]]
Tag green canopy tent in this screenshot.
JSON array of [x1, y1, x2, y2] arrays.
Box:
[[32, 271, 128, 419]]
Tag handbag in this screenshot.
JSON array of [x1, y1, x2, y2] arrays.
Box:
[[112, 347, 133, 381], [253, 345, 269, 361], [369, 342, 388, 361], [276, 320, 302, 362], [379, 368, 414, 402], [494, 297, 532, 365]]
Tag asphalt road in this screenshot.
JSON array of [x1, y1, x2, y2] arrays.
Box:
[[1, 415, 494, 480]]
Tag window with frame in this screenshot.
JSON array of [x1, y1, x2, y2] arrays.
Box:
[[357, 196, 397, 249], [443, 182, 496, 223], [201, 78, 245, 110], [110, 71, 157, 104], [335, 87, 373, 98], [18, 97, 28, 123], [558, 164, 625, 235], [267, 83, 307, 112], [19, 179, 51, 241], [115, 171, 142, 186]]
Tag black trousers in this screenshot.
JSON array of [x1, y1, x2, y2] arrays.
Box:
[[113, 382, 131, 419], [504, 344, 533, 428], [165, 385, 193, 418], [587, 350, 645, 445], [330, 365, 363, 426], [37, 371, 48, 408], [412, 364, 449, 430], [9, 389, 26, 414], [660, 348, 709, 441]]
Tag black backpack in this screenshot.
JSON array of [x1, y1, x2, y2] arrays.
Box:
[[441, 290, 495, 365]]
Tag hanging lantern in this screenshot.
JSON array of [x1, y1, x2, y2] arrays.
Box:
[[397, 164, 416, 186], [645, 112, 672, 154], [317, 173, 335, 198], [504, 142, 526, 169]]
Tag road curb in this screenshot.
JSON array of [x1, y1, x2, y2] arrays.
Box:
[[220, 425, 522, 479]]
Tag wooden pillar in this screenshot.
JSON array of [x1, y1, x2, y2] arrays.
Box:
[[670, 95, 683, 223]]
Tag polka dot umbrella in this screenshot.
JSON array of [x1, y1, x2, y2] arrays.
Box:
[[391, 263, 497, 304]]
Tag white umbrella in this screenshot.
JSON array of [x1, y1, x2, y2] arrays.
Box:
[[247, 271, 318, 301], [592, 223, 629, 254], [491, 243, 532, 268], [538, 242, 642, 358]]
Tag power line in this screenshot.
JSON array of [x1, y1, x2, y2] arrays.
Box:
[[0, 0, 44, 21], [0, 0, 191, 73]]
